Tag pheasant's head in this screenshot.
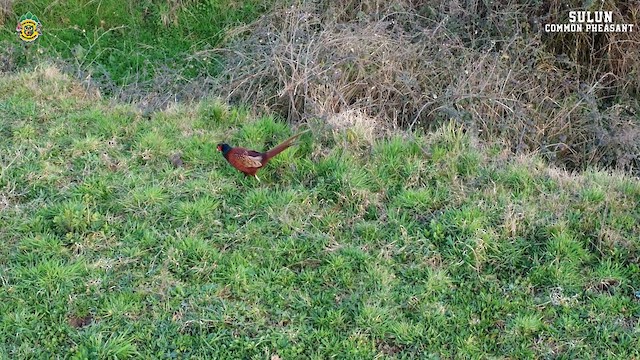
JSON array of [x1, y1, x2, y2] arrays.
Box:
[[217, 143, 232, 155]]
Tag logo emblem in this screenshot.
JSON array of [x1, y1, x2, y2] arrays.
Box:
[[16, 12, 42, 42]]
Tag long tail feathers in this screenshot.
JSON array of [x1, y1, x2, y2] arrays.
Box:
[[264, 129, 309, 161]]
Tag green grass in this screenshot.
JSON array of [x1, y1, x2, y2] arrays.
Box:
[[1, 66, 640, 358], [2, 0, 270, 88]]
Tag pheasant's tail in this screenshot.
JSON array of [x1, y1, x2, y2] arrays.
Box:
[[264, 129, 309, 161]]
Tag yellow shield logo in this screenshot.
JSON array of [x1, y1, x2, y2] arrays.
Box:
[[16, 12, 42, 42]]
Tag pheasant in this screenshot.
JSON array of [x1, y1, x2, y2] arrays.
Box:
[[217, 130, 308, 181]]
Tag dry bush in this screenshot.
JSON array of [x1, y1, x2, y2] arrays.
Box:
[[216, 1, 454, 124], [540, 0, 640, 95], [0, 0, 12, 26], [212, 0, 639, 173]]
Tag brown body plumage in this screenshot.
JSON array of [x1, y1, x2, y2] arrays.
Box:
[[217, 130, 308, 181]]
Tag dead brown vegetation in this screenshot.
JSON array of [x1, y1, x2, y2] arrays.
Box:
[[212, 0, 640, 173], [0, 0, 12, 26]]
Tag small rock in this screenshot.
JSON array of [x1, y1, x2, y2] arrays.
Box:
[[68, 314, 93, 329], [170, 152, 184, 168]]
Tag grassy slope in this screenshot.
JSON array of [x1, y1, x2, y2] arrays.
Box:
[[1, 66, 639, 358], [2, 0, 269, 85]]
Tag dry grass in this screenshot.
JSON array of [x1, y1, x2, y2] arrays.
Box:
[[213, 0, 640, 174], [541, 0, 640, 92], [0, 0, 12, 26], [326, 109, 384, 145]]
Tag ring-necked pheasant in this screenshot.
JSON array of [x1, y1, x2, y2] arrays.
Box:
[[217, 130, 308, 181]]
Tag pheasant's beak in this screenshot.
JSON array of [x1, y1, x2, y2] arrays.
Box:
[[216, 145, 221, 151]]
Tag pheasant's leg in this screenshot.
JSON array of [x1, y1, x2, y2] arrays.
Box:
[[254, 174, 261, 182]]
